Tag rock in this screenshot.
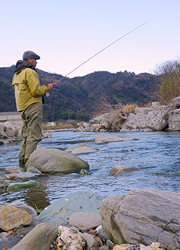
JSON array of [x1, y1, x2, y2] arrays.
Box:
[[56, 226, 86, 250], [5, 167, 24, 174], [171, 96, 180, 105], [120, 104, 173, 132], [69, 212, 102, 231], [6, 180, 39, 191], [79, 232, 97, 249], [112, 242, 164, 250], [65, 143, 97, 154], [0, 206, 32, 231], [65, 143, 87, 153], [1, 130, 8, 138], [71, 145, 97, 155], [26, 166, 42, 174], [100, 188, 180, 248], [0, 201, 38, 232], [0, 180, 10, 189], [25, 148, 89, 174], [10, 223, 58, 250], [42, 131, 52, 138], [4, 121, 19, 137], [95, 133, 137, 144], [38, 191, 105, 224], [109, 165, 136, 176], [5, 172, 40, 181], [0, 122, 5, 133], [168, 108, 180, 131]]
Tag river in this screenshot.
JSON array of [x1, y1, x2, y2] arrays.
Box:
[[0, 131, 179, 210]]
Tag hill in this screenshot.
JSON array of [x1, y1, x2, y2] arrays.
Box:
[[0, 66, 160, 121]]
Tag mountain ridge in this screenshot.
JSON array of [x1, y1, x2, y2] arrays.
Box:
[[0, 66, 160, 121]]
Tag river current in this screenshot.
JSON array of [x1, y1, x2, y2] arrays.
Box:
[[0, 131, 179, 210]]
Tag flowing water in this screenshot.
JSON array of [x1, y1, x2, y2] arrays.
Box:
[[0, 131, 180, 210]]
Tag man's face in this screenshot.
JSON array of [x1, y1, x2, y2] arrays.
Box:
[[27, 58, 37, 68]]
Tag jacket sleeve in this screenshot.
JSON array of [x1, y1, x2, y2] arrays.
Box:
[[25, 69, 49, 97]]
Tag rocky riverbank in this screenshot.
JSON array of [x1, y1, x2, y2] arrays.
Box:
[[0, 189, 179, 250], [76, 97, 180, 132]]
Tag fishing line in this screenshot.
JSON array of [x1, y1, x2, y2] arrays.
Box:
[[46, 21, 148, 97]]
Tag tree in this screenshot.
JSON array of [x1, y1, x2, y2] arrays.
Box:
[[155, 60, 180, 104]]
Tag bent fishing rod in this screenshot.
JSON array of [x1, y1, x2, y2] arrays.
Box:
[[46, 21, 148, 96], [55, 21, 148, 84]]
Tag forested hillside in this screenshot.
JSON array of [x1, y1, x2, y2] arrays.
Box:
[[0, 66, 160, 121]]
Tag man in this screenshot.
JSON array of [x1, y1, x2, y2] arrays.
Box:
[[12, 50, 57, 168]]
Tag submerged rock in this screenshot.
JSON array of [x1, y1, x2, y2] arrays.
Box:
[[109, 165, 136, 176], [6, 180, 39, 191], [95, 133, 137, 144]]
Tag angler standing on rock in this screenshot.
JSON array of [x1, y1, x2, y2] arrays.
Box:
[[12, 50, 57, 168]]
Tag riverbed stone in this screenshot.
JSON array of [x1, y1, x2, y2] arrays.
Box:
[[65, 143, 87, 153], [10, 223, 58, 250], [69, 212, 102, 231], [56, 226, 86, 250], [6, 180, 39, 191], [25, 148, 89, 174], [95, 133, 137, 144], [5, 167, 24, 174], [5, 172, 40, 181], [0, 206, 32, 231], [38, 191, 105, 224], [109, 165, 136, 176], [100, 188, 180, 248], [71, 145, 97, 154]]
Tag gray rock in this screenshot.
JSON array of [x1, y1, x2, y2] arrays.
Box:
[[100, 188, 180, 248], [65, 143, 89, 153], [38, 191, 105, 224], [95, 133, 137, 144], [5, 172, 40, 181], [25, 148, 89, 174], [168, 108, 180, 131], [80, 232, 97, 249], [26, 166, 42, 174], [6, 180, 39, 191], [109, 165, 136, 176], [5, 167, 24, 174], [71, 146, 97, 155], [69, 212, 102, 231], [4, 121, 19, 137], [11, 223, 58, 250]]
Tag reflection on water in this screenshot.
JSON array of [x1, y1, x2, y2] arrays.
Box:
[[0, 131, 180, 210]]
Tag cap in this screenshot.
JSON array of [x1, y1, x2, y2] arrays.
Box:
[[23, 50, 40, 60]]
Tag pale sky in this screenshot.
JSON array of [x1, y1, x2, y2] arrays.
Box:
[[1, 0, 180, 77]]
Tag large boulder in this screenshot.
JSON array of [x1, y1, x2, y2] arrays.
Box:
[[100, 188, 180, 248], [120, 103, 173, 131], [38, 191, 104, 224], [25, 148, 89, 174]]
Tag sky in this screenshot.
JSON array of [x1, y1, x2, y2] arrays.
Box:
[[1, 0, 180, 78]]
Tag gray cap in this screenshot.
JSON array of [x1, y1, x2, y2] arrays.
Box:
[[23, 50, 40, 60]]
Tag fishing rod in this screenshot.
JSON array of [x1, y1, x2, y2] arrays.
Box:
[[46, 21, 148, 96], [55, 21, 148, 85]]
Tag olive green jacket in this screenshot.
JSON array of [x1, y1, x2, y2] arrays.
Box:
[[12, 64, 49, 111]]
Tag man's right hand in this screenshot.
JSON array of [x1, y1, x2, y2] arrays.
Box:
[[48, 83, 57, 90]]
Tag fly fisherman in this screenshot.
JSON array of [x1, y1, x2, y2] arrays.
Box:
[[12, 50, 57, 168]]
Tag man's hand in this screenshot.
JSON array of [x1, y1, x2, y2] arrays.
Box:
[[48, 83, 57, 90]]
